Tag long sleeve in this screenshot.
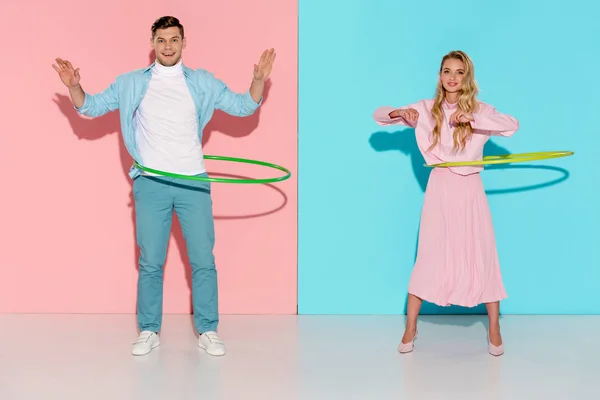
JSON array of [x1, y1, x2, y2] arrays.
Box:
[[472, 104, 519, 137], [76, 81, 120, 118], [373, 106, 415, 127], [211, 75, 261, 117]]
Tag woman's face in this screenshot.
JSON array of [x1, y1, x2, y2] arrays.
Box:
[[440, 58, 465, 94]]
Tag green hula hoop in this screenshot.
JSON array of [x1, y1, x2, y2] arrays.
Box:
[[134, 155, 292, 184], [426, 150, 574, 168]]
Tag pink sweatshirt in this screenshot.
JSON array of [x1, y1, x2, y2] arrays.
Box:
[[373, 99, 519, 175]]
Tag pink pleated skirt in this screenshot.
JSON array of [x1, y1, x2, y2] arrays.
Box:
[[408, 168, 508, 307]]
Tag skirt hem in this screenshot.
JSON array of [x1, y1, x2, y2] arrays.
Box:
[[408, 290, 508, 308]]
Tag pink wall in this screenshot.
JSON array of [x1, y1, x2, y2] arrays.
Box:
[[0, 1, 297, 314]]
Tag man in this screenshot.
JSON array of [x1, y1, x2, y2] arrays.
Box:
[[52, 16, 275, 357]]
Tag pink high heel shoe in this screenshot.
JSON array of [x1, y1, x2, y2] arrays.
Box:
[[398, 329, 418, 353], [488, 331, 504, 356]]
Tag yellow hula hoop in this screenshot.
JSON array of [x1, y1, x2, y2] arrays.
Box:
[[425, 150, 574, 168]]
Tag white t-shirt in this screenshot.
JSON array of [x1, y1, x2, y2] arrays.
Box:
[[134, 59, 206, 176]]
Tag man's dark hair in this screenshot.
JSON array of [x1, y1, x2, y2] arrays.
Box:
[[151, 16, 184, 38]]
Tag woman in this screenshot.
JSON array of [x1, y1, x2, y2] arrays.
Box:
[[372, 50, 519, 356]]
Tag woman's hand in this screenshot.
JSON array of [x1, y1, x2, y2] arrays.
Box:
[[390, 108, 419, 123], [450, 110, 474, 124]]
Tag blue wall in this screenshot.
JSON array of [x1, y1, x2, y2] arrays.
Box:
[[298, 0, 600, 314]]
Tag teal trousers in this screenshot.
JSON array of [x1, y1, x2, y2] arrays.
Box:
[[133, 174, 218, 334]]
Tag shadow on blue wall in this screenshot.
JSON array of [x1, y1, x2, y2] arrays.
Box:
[[369, 129, 570, 317]]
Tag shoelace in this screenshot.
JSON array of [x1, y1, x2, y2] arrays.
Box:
[[204, 332, 224, 344], [133, 332, 154, 344]]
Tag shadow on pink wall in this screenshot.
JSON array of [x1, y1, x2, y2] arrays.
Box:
[[51, 51, 286, 314]]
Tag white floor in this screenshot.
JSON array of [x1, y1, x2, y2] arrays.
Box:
[[1, 314, 598, 400]]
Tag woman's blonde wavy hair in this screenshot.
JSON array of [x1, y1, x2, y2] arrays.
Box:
[[428, 50, 479, 153]]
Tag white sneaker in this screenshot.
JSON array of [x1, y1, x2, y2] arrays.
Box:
[[198, 331, 226, 356], [131, 331, 159, 356]]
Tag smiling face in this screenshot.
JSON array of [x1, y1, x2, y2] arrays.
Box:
[[440, 58, 465, 94], [429, 50, 479, 152], [151, 26, 186, 66]]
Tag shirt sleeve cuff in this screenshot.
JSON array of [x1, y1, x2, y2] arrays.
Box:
[[243, 90, 262, 110], [73, 93, 90, 114]]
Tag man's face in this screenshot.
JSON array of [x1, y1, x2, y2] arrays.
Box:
[[151, 27, 185, 66]]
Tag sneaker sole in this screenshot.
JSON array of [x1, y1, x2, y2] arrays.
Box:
[[132, 341, 160, 356], [198, 343, 226, 356]]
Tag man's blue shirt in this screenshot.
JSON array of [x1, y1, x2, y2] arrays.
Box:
[[76, 62, 261, 178]]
